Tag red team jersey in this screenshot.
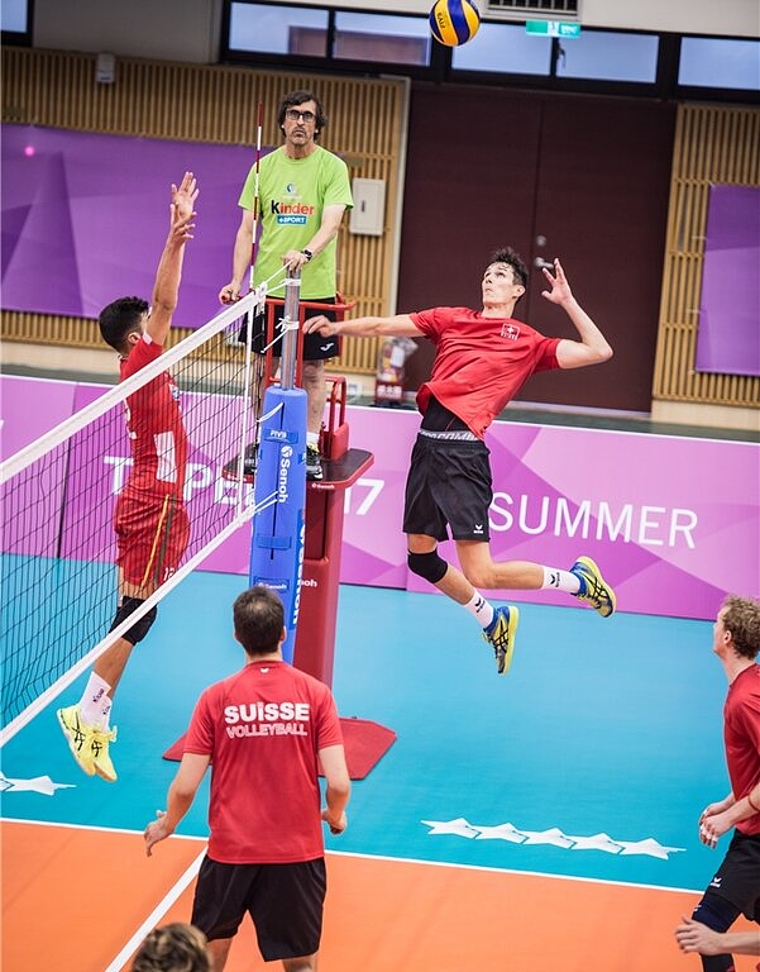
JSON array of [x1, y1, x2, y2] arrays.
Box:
[[114, 333, 190, 587], [410, 307, 561, 438], [120, 333, 188, 496], [184, 660, 344, 864], [724, 664, 760, 836]]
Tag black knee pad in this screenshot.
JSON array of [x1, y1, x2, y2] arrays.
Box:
[[407, 549, 448, 585], [109, 597, 158, 646], [692, 892, 741, 972]]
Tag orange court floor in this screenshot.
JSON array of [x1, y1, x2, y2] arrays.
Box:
[[4, 819, 758, 972]]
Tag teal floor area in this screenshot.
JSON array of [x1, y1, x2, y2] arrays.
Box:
[[1, 575, 725, 894]]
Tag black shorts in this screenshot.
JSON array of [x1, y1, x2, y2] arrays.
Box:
[[403, 433, 492, 542], [706, 830, 760, 921], [240, 298, 340, 361], [191, 855, 327, 961]]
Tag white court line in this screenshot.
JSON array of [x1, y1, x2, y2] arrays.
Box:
[[2, 817, 703, 898], [102, 844, 207, 972]]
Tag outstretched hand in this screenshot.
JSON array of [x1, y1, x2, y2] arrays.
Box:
[[303, 314, 339, 337], [144, 809, 172, 857], [169, 171, 198, 242], [674, 917, 726, 956], [541, 258, 573, 305]]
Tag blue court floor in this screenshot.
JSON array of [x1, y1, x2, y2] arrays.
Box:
[[1, 574, 726, 896]]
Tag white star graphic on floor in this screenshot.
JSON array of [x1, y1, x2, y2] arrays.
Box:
[[421, 819, 684, 859], [616, 838, 685, 859], [519, 827, 575, 848], [0, 772, 75, 796], [474, 823, 526, 843], [420, 817, 480, 838]]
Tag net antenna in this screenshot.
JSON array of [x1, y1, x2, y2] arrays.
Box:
[[249, 100, 264, 296], [0, 292, 269, 746]]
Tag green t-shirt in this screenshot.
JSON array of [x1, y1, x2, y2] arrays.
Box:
[[238, 145, 353, 300]]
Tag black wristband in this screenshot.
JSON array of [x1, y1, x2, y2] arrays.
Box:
[[301, 248, 314, 262]]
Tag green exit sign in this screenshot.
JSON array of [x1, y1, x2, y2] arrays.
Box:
[[525, 20, 581, 38]]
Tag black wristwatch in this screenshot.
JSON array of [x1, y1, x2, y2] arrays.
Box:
[[301, 248, 314, 262]]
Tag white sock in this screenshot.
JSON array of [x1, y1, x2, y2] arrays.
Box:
[[307, 431, 319, 447], [541, 566, 581, 594], [79, 672, 112, 728], [464, 592, 495, 629]]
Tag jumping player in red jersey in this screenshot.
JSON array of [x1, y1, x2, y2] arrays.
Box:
[[57, 172, 199, 782], [144, 586, 350, 972], [304, 248, 616, 675]]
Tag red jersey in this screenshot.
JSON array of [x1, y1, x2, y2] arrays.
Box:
[[724, 664, 760, 836], [410, 307, 561, 438], [184, 660, 344, 864], [120, 333, 188, 497]]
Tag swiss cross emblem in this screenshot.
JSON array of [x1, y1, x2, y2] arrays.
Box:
[[501, 323, 520, 340]]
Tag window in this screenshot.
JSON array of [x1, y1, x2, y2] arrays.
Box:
[[2, 0, 32, 43], [679, 37, 760, 91], [556, 30, 659, 83], [452, 22, 551, 75], [333, 12, 432, 66], [228, 2, 328, 57]]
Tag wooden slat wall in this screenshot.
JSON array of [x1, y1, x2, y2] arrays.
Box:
[[2, 46, 409, 374], [652, 103, 760, 408]]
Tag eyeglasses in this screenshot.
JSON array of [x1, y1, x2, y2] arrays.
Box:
[[285, 108, 316, 124]]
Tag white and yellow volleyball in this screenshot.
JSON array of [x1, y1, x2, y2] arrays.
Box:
[[428, 0, 481, 47]]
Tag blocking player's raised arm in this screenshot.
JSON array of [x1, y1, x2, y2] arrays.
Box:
[[147, 172, 198, 347]]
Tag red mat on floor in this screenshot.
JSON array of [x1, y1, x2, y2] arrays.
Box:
[[163, 716, 396, 780]]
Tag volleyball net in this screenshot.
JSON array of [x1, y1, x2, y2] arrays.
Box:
[[0, 291, 268, 745]]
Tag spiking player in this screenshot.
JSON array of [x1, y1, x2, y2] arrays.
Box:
[[305, 248, 616, 675], [57, 172, 198, 782]]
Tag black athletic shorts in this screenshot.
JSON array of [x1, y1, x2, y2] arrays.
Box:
[[191, 855, 327, 961], [705, 830, 760, 921], [403, 433, 492, 542], [239, 297, 339, 360]]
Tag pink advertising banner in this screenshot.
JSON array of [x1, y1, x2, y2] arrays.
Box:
[[343, 408, 759, 621], [2, 377, 758, 621]]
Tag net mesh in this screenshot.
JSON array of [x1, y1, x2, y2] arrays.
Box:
[[0, 294, 264, 742]]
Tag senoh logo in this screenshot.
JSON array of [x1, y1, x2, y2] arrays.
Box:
[[291, 517, 306, 624], [278, 444, 293, 503]]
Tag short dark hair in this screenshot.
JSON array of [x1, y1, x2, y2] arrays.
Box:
[[233, 585, 285, 656], [99, 296, 148, 352], [488, 247, 529, 290], [132, 923, 209, 972], [278, 89, 327, 140], [721, 594, 760, 661]]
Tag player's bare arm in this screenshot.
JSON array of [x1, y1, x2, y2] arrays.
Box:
[[544, 259, 613, 370], [147, 172, 198, 346], [144, 752, 210, 856], [219, 208, 255, 304], [283, 203, 347, 271], [319, 744, 351, 835], [303, 312, 422, 339]]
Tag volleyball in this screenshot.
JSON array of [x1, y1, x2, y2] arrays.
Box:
[[428, 0, 481, 47]]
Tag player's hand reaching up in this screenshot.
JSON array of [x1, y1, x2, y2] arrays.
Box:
[[541, 258, 574, 306], [169, 171, 198, 242]]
